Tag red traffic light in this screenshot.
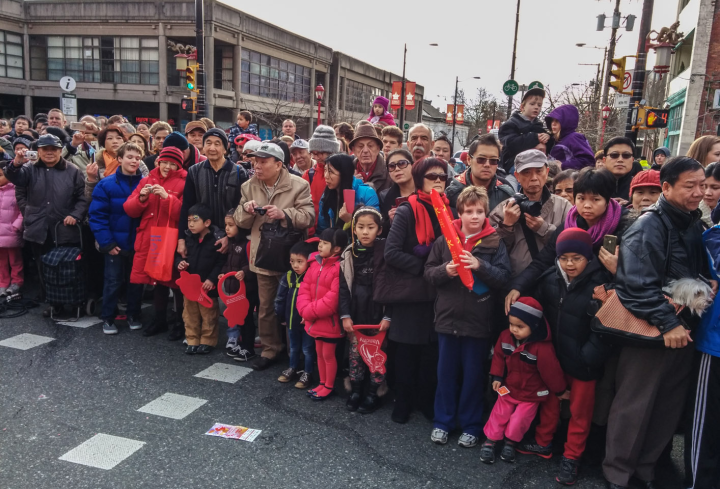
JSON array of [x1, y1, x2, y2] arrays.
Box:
[[181, 100, 190, 110], [645, 109, 669, 129]]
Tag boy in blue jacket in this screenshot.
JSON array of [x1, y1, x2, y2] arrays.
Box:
[[89, 142, 144, 335]]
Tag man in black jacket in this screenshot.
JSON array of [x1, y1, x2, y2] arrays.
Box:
[[602, 136, 642, 203], [603, 157, 712, 489]]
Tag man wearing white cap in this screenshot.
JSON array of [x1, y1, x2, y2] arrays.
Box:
[[234, 142, 314, 370], [290, 139, 312, 173]]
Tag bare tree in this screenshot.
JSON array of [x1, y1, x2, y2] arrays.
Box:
[[241, 89, 311, 137], [455, 88, 508, 147]]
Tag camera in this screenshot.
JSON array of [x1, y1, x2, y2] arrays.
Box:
[[255, 207, 267, 216], [25, 150, 38, 162], [512, 193, 542, 217]]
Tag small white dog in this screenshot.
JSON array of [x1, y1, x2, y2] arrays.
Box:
[[663, 278, 715, 316]]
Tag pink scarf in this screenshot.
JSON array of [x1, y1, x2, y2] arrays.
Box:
[[564, 198, 622, 247]]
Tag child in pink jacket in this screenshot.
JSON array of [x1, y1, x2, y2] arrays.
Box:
[[367, 96, 396, 126], [0, 162, 23, 296], [296, 228, 348, 400]]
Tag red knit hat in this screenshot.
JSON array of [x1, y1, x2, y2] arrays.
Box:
[[509, 296, 544, 331], [157, 146, 184, 167], [629, 170, 661, 197], [556, 227, 593, 260]]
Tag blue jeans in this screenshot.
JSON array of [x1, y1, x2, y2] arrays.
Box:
[[433, 333, 489, 437], [289, 323, 315, 373], [101, 254, 143, 323]]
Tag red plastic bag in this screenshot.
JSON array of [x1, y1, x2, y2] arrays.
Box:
[[144, 225, 178, 283], [352, 325, 388, 375], [344, 189, 356, 214]]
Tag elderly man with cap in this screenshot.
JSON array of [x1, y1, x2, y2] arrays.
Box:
[[5, 134, 88, 312], [304, 125, 339, 234], [488, 149, 570, 278], [177, 128, 248, 261], [350, 123, 392, 192], [163, 131, 207, 170], [234, 142, 314, 370], [290, 139, 312, 173], [184, 121, 207, 153]]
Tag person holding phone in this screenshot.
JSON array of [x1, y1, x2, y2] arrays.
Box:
[[377, 149, 416, 236]]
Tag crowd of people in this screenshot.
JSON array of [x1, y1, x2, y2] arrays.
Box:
[[2, 84, 720, 489]]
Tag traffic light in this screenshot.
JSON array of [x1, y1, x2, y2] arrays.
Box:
[[609, 57, 627, 93], [645, 108, 669, 129], [181, 98, 196, 114], [185, 66, 196, 91]]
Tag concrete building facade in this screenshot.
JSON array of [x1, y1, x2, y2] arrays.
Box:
[[0, 0, 424, 138]]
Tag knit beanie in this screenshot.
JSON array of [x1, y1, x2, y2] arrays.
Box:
[[163, 131, 189, 152], [309, 124, 339, 154], [629, 169, 661, 196], [372, 96, 389, 112], [509, 297, 544, 331], [203, 127, 229, 150], [556, 227, 593, 260], [157, 146, 185, 168]]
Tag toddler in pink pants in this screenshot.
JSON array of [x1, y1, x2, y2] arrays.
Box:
[[0, 162, 23, 296]]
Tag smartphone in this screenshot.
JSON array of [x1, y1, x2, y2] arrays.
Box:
[[394, 196, 409, 207], [70, 122, 85, 131], [603, 235, 617, 255], [25, 150, 38, 161]]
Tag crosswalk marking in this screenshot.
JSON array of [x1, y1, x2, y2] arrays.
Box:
[[137, 393, 208, 420], [59, 433, 145, 470]]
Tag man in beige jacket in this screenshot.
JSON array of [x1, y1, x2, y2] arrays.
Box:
[[234, 142, 315, 370]]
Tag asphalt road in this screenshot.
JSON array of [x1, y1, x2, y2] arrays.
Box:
[[0, 300, 688, 489]]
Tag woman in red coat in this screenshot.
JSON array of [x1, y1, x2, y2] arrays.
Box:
[[124, 147, 187, 338], [296, 228, 348, 400]]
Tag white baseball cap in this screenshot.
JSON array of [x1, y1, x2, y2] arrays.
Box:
[[248, 142, 284, 161]]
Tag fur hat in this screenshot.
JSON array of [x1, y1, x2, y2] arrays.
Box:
[[509, 297, 544, 331], [309, 125, 339, 154], [556, 227, 593, 260]]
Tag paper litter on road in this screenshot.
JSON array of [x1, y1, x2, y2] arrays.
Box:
[[205, 423, 261, 442]]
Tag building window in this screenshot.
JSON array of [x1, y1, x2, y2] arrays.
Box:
[[214, 45, 233, 91], [240, 48, 310, 103], [30, 36, 159, 84], [345, 79, 381, 114], [0, 30, 24, 79], [668, 104, 683, 133]]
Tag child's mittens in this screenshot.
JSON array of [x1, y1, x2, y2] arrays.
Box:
[[413, 243, 432, 258]]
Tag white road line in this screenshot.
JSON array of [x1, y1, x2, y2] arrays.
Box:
[[137, 393, 208, 420], [0, 333, 54, 350], [59, 433, 145, 470]]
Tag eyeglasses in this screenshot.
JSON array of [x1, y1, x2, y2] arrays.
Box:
[[387, 159, 411, 172], [558, 256, 587, 264], [423, 173, 448, 182], [473, 156, 499, 166], [607, 152, 634, 160]]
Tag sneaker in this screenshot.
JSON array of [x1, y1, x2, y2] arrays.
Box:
[[233, 348, 257, 362], [197, 344, 213, 354], [500, 441, 516, 463], [226, 345, 243, 358], [480, 439, 496, 464], [102, 321, 118, 335], [0, 287, 6, 297], [185, 345, 198, 355], [6, 283, 20, 295], [182, 338, 188, 346], [430, 428, 448, 445], [278, 368, 296, 383], [127, 316, 143, 330], [225, 337, 238, 353], [556, 456, 579, 485], [517, 439, 553, 459], [458, 433, 479, 448], [295, 371, 311, 389]]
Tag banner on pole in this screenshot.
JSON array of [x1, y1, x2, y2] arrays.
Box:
[[404, 82, 416, 110], [391, 81, 402, 109]]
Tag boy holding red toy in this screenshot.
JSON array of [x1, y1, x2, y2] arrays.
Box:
[[424, 186, 511, 448]]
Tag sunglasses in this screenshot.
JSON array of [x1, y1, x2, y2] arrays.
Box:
[[387, 159, 411, 172], [423, 173, 448, 182], [607, 152, 634, 160], [473, 156, 499, 166]]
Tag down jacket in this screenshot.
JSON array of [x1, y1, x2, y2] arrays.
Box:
[[0, 182, 23, 248], [534, 258, 612, 381], [123, 166, 187, 286], [296, 252, 343, 339], [3, 157, 88, 246], [545, 105, 595, 171], [490, 320, 566, 403], [424, 221, 511, 339], [88, 170, 143, 253], [317, 177, 380, 233]]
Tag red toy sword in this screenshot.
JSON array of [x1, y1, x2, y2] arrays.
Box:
[[217, 272, 250, 328], [352, 325, 387, 375], [430, 189, 474, 291]]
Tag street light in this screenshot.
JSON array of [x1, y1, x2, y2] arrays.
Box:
[[600, 105, 611, 148], [398, 43, 439, 130], [175, 54, 188, 72], [315, 84, 325, 127], [450, 76, 481, 153]]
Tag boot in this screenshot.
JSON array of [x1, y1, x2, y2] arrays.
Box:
[[358, 382, 382, 415], [346, 381, 363, 412], [143, 313, 168, 337], [167, 321, 185, 341]]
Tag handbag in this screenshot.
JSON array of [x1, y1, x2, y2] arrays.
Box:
[[144, 200, 178, 283], [254, 212, 303, 272]]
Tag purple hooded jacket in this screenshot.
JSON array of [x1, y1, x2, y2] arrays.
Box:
[[546, 105, 595, 170]]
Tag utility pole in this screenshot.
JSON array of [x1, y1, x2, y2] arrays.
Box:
[[625, 0, 654, 145], [507, 0, 521, 119], [399, 43, 407, 132], [195, 0, 205, 117], [601, 0, 621, 110], [451, 76, 459, 153]]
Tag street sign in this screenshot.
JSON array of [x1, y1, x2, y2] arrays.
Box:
[[59, 76, 76, 93], [614, 94, 631, 109], [403, 123, 410, 130], [60, 93, 77, 117], [644, 108, 669, 129], [623, 71, 632, 91], [503, 80, 518, 96], [519, 84, 528, 92], [528, 81, 544, 90]]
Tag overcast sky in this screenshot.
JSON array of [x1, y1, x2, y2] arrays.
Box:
[[223, 0, 678, 110]]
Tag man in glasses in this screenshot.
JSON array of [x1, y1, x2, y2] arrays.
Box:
[[446, 134, 514, 212], [489, 149, 571, 277], [602, 136, 642, 203]]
